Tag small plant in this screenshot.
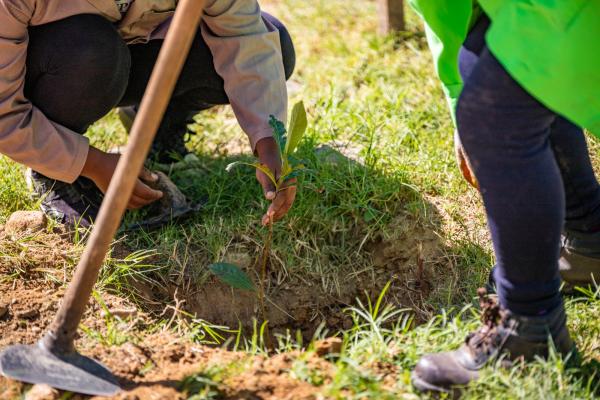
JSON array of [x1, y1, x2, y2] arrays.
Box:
[[208, 101, 309, 337], [225, 101, 309, 191], [80, 291, 135, 347]]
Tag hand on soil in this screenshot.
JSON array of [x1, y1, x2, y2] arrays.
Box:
[[81, 147, 163, 209], [255, 137, 297, 225]]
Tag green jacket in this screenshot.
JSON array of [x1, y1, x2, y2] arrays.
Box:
[[408, 0, 600, 136]]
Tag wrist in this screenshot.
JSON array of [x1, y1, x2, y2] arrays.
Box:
[[255, 137, 277, 156], [80, 147, 106, 182]]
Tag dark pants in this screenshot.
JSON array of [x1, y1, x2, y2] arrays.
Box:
[[24, 13, 295, 150], [458, 17, 600, 315]]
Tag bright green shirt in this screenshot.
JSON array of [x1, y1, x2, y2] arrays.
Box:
[[408, 0, 600, 136]]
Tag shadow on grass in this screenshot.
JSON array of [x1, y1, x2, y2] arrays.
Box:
[[109, 138, 490, 339]]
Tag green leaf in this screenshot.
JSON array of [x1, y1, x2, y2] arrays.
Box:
[[209, 263, 256, 292], [269, 115, 287, 154], [363, 208, 378, 222], [225, 161, 252, 173], [226, 161, 278, 188], [285, 101, 308, 155]]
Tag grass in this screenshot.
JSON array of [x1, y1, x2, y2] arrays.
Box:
[[0, 0, 599, 398]]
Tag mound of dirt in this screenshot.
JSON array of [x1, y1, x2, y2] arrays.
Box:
[[170, 209, 445, 340], [0, 279, 333, 399], [0, 231, 334, 400], [0, 208, 439, 398]]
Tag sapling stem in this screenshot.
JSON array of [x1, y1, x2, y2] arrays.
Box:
[[257, 213, 274, 348], [218, 102, 308, 349]]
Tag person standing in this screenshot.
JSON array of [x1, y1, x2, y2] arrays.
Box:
[[407, 0, 600, 393]]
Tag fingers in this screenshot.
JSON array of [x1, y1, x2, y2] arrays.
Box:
[[256, 169, 277, 200], [127, 195, 147, 210], [139, 168, 159, 183], [457, 149, 479, 189], [126, 179, 163, 209], [454, 132, 478, 189], [261, 179, 297, 226]]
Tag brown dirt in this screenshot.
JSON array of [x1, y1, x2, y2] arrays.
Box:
[[0, 226, 346, 400], [0, 206, 441, 399], [173, 208, 445, 338], [0, 265, 333, 400]]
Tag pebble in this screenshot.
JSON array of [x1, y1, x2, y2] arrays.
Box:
[[314, 337, 343, 357], [15, 308, 39, 319], [101, 307, 138, 319], [5, 211, 47, 234], [24, 384, 59, 400]]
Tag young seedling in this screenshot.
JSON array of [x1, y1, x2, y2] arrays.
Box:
[[208, 101, 309, 335], [225, 100, 309, 192]]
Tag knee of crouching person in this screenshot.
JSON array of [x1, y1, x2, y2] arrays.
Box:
[[262, 12, 296, 80], [71, 16, 131, 101]]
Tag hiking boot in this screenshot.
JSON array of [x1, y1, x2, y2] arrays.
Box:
[[26, 169, 103, 229], [411, 289, 576, 394], [486, 229, 600, 293], [560, 229, 600, 287]]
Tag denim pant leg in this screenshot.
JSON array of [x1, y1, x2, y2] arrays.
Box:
[[456, 48, 563, 316], [460, 15, 600, 237], [550, 118, 600, 233]]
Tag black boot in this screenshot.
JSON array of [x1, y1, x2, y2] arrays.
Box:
[[26, 169, 103, 229], [486, 229, 600, 291], [560, 229, 600, 287], [411, 289, 576, 394], [118, 105, 188, 163]]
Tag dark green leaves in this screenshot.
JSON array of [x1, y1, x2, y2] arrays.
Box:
[[269, 115, 287, 154], [208, 263, 256, 292]]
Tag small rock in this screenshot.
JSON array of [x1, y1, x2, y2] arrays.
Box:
[[25, 384, 59, 400], [224, 251, 252, 268], [343, 318, 353, 330], [15, 308, 39, 319], [101, 307, 138, 319], [148, 172, 188, 211], [5, 211, 47, 234], [314, 337, 343, 357]]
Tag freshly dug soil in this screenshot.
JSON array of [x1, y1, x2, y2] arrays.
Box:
[[0, 273, 335, 399], [175, 210, 444, 339], [0, 208, 440, 398]]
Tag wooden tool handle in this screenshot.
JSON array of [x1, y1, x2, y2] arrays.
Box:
[[42, 0, 206, 353]]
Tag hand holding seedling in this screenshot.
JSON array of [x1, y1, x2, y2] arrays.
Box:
[[81, 147, 163, 209], [227, 101, 308, 227], [255, 137, 297, 226], [210, 101, 309, 332]]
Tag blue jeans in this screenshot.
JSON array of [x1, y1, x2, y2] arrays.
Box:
[[458, 17, 600, 315]]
